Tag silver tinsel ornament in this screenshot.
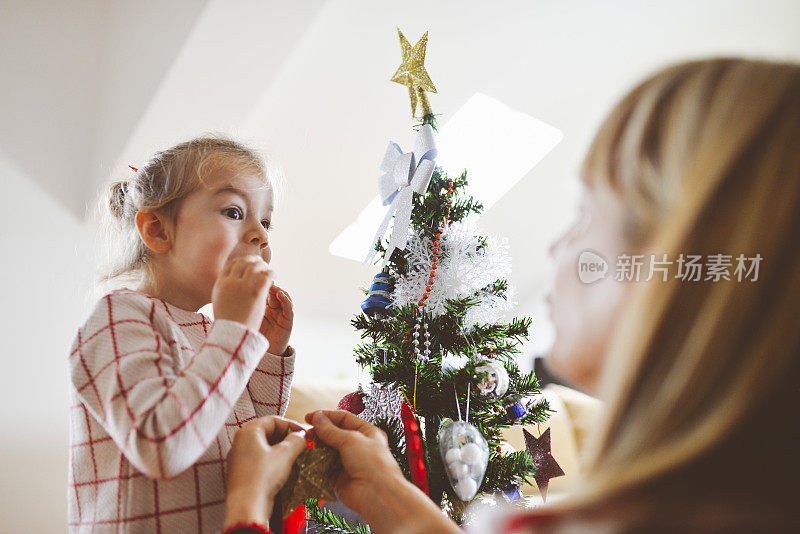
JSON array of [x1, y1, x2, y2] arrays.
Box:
[[391, 220, 515, 329], [360, 383, 404, 423]]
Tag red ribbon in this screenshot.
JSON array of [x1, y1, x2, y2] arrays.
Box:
[[400, 401, 429, 495]]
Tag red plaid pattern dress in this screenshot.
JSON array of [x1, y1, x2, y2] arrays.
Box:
[[68, 288, 294, 533]]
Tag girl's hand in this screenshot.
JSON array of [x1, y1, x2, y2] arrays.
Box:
[[213, 255, 275, 332], [306, 410, 460, 534], [223, 416, 307, 528], [259, 284, 293, 355]]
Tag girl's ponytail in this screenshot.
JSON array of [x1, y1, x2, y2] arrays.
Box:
[[108, 180, 130, 221]]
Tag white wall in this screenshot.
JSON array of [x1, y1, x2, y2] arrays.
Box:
[[0, 151, 94, 532]]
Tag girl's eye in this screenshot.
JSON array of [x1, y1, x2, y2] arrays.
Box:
[[223, 207, 243, 220], [261, 220, 271, 230]]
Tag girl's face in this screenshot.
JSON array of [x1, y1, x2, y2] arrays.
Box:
[[544, 186, 634, 395], [164, 167, 274, 309]]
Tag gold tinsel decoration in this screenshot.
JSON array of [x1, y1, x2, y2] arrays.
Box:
[[390, 29, 437, 117], [278, 444, 342, 519]]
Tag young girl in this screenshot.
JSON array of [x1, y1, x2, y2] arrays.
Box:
[[68, 136, 296, 533]]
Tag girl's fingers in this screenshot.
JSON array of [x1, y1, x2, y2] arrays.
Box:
[[281, 297, 294, 319], [222, 258, 235, 277], [234, 258, 252, 279], [267, 285, 281, 309], [268, 287, 293, 314], [234, 256, 266, 279], [271, 286, 291, 299], [274, 287, 293, 315]]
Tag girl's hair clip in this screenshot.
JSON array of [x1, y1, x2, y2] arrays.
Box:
[[128, 165, 138, 172]]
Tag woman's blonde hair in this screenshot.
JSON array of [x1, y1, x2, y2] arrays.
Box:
[[561, 58, 800, 529], [94, 135, 270, 295]]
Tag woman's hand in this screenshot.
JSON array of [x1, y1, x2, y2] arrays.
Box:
[[307, 410, 460, 534], [259, 284, 293, 356], [305, 410, 403, 510], [223, 416, 307, 528]]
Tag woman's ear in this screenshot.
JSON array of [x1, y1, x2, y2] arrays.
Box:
[[135, 210, 173, 254]]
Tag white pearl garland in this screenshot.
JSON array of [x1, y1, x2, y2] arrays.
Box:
[[412, 314, 431, 360]]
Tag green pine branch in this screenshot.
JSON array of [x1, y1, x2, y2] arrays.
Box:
[[304, 499, 371, 534]]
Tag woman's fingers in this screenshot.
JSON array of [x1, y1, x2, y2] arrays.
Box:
[[306, 410, 374, 432], [308, 411, 357, 448], [243, 416, 305, 445], [306, 410, 382, 450], [274, 430, 308, 460]]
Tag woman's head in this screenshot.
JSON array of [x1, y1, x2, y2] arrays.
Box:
[[546, 58, 800, 393], [97, 135, 275, 308], [545, 185, 631, 393], [549, 57, 800, 524]]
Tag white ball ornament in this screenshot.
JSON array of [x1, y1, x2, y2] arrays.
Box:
[[438, 419, 489, 502], [444, 447, 462, 464], [460, 442, 483, 465], [469, 462, 485, 477], [447, 461, 469, 478], [454, 478, 478, 501]]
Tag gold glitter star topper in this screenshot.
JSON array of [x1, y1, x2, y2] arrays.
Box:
[[390, 29, 437, 117]]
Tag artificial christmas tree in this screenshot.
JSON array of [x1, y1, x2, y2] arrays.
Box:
[[307, 29, 556, 530]]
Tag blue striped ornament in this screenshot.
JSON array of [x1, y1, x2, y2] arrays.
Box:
[[361, 271, 396, 317]]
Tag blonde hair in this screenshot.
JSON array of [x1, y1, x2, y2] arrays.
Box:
[[94, 135, 270, 295], [554, 58, 800, 529]]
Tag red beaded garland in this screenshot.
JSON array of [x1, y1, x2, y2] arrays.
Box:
[[417, 178, 454, 308]]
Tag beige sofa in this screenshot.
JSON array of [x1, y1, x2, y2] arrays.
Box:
[[284, 381, 602, 502]]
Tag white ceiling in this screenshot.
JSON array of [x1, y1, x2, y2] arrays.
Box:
[[3, 0, 800, 365]]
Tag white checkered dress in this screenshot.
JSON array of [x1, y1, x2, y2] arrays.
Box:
[[68, 288, 294, 533]]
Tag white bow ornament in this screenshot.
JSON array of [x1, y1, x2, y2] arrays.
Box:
[[365, 123, 438, 265]]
